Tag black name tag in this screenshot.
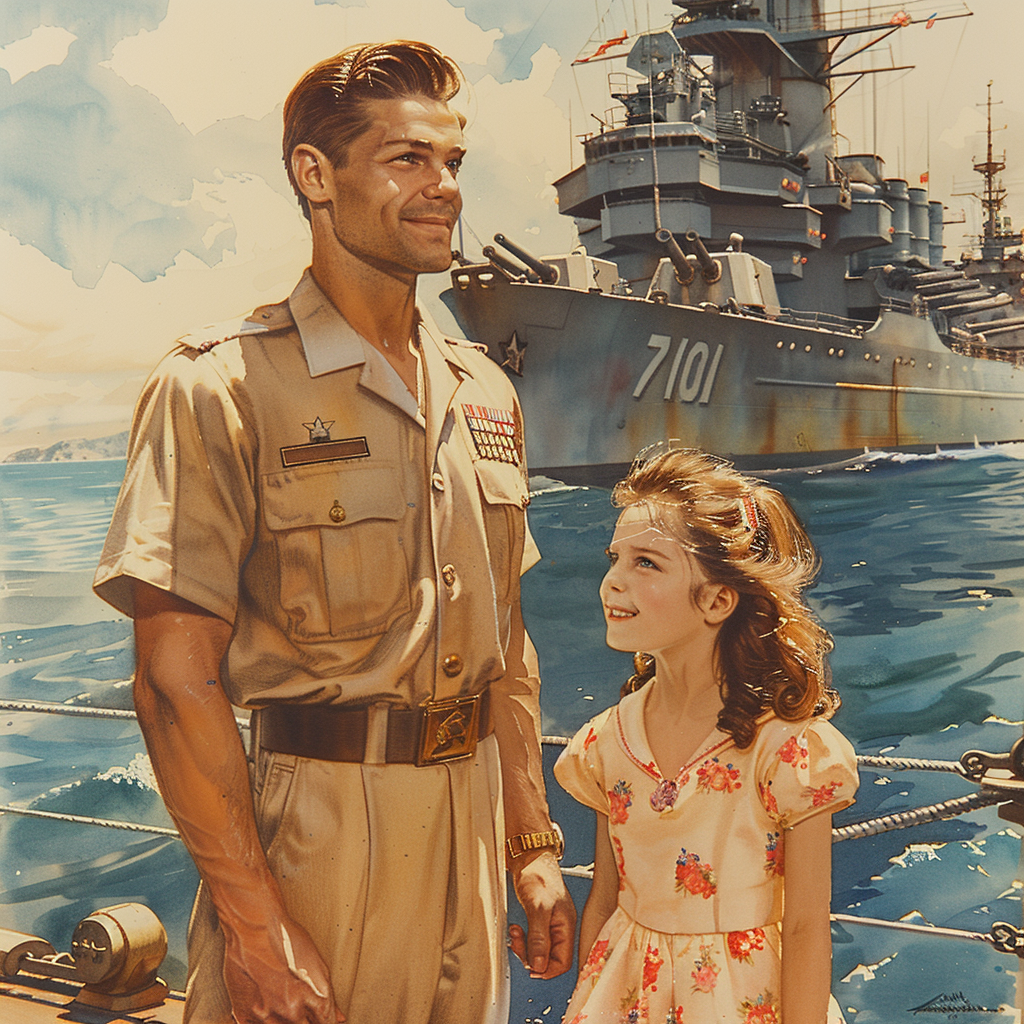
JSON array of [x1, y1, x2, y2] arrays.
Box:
[[280, 436, 370, 467]]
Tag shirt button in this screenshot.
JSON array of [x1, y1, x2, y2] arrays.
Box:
[[329, 502, 346, 523], [442, 654, 463, 677], [441, 564, 456, 587], [431, 472, 445, 492]]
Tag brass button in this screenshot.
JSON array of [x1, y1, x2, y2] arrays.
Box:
[[431, 472, 445, 492], [329, 502, 346, 523], [441, 564, 456, 587], [442, 654, 463, 677]]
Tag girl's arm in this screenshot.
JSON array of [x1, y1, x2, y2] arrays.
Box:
[[781, 810, 834, 1024], [578, 814, 620, 976]]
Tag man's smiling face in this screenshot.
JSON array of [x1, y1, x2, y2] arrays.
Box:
[[318, 94, 465, 278]]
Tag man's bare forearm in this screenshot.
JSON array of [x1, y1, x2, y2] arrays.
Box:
[[131, 581, 341, 1023], [132, 582, 280, 920]]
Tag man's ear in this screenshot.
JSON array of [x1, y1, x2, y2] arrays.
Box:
[[700, 583, 738, 625], [291, 144, 333, 208]]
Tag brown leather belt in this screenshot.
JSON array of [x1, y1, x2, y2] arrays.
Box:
[[259, 692, 491, 766]]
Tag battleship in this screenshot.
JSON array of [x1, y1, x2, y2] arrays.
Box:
[[445, 0, 1024, 482]]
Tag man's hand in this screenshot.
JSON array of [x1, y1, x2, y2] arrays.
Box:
[[222, 913, 344, 1024], [508, 850, 577, 979]]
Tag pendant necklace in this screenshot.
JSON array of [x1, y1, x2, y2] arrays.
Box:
[[615, 704, 733, 812]]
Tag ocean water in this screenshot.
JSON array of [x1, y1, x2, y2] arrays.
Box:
[[2, 450, 1024, 1021]]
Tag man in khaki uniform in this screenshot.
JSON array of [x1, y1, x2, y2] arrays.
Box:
[[94, 41, 575, 1024]]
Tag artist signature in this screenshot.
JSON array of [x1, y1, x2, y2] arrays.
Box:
[[909, 991, 1006, 1017]]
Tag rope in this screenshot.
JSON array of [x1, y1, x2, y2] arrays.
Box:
[[0, 699, 138, 721], [855, 754, 965, 774], [831, 912, 999, 948], [0, 704, 988, 780], [0, 803, 179, 837], [832, 791, 1002, 842], [0, 698, 250, 731]]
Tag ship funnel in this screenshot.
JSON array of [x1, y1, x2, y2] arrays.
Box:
[[655, 228, 695, 285], [494, 234, 559, 284], [684, 230, 722, 284]]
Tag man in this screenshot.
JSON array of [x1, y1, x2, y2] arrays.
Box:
[[94, 40, 575, 1024]]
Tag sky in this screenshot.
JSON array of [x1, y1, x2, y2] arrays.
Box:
[[0, 0, 1021, 461]]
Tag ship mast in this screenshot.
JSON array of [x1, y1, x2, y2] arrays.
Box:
[[969, 81, 1017, 259]]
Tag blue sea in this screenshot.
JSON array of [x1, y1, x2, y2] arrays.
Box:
[[2, 450, 1024, 1022]]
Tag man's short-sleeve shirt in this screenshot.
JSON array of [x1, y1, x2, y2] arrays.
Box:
[[94, 270, 539, 708]]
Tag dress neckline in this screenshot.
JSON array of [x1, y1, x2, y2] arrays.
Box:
[[615, 684, 735, 812]]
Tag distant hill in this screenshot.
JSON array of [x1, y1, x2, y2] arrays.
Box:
[[3, 431, 129, 463]]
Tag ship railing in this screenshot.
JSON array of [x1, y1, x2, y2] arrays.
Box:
[[948, 337, 1024, 368], [877, 295, 917, 316], [0, 698, 1004, 848], [824, 154, 851, 193], [775, 307, 866, 335], [775, 2, 968, 35], [5, 697, 1024, 962]]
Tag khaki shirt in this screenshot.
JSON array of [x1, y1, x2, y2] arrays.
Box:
[[94, 270, 540, 711]]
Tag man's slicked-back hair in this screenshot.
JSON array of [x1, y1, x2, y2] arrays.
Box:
[[283, 40, 464, 219]]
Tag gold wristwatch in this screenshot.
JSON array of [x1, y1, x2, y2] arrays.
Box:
[[506, 822, 564, 861]]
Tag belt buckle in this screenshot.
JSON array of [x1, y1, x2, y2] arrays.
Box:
[[416, 694, 481, 766]]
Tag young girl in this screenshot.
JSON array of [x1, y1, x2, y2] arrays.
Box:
[[554, 446, 858, 1024]]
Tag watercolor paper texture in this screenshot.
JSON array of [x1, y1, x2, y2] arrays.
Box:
[[2, 1, 1024, 1019]]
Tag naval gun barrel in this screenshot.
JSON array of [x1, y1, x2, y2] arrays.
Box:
[[482, 245, 534, 281], [654, 228, 695, 286], [493, 234, 559, 284], [684, 230, 722, 284]]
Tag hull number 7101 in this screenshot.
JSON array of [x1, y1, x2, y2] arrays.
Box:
[[633, 334, 725, 404]]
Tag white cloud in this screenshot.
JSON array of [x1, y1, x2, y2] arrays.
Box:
[[104, 0, 502, 134], [0, 26, 77, 84]]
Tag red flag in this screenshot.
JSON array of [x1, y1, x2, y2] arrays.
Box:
[[920, 171, 929, 184], [926, 12, 938, 28], [890, 10, 911, 26], [576, 31, 628, 63]]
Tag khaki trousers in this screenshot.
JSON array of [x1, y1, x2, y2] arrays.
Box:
[[184, 734, 509, 1023]]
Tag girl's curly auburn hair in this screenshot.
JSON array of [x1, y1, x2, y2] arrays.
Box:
[[615, 446, 839, 748]]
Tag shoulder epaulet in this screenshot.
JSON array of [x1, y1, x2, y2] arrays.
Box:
[[445, 336, 489, 355], [176, 301, 294, 353]]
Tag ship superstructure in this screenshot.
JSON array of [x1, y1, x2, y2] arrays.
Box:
[[445, 0, 1024, 477]]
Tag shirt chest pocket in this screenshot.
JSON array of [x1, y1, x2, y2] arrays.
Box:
[[262, 464, 411, 640], [472, 459, 528, 605]]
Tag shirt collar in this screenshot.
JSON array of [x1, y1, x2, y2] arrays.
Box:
[[288, 269, 367, 377], [286, 268, 474, 381]]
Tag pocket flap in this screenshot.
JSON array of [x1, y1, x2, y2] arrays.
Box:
[[262, 464, 406, 530], [474, 460, 529, 507]]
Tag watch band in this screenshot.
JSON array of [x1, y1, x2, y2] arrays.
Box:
[[506, 822, 564, 861]]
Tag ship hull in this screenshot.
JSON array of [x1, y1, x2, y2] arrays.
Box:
[[447, 271, 1024, 477]]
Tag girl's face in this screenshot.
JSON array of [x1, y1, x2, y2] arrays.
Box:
[[600, 504, 723, 659]]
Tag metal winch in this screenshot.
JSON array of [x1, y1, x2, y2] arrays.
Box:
[[0, 901, 169, 1010]]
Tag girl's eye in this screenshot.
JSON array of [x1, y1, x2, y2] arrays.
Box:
[[637, 556, 659, 570]]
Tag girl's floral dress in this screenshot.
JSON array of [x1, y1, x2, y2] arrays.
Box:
[[554, 683, 858, 1024]]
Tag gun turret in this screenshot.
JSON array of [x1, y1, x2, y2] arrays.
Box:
[[655, 228, 695, 286], [494, 234, 559, 284], [684, 230, 722, 284]]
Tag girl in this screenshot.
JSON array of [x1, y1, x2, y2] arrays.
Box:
[[554, 446, 858, 1024]]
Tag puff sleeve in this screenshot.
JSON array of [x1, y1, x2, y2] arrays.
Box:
[[757, 717, 859, 829], [553, 707, 616, 816]]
